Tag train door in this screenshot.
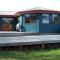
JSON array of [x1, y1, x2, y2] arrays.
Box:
[[22, 14, 39, 32]]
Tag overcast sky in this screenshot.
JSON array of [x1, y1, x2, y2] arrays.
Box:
[[0, 0, 60, 11]]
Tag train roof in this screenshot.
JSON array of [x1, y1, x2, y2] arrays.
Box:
[[16, 7, 60, 16], [0, 11, 17, 17]]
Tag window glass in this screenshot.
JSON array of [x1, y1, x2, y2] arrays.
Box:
[[52, 14, 59, 24], [25, 14, 37, 23], [2, 18, 13, 23], [42, 14, 49, 24]]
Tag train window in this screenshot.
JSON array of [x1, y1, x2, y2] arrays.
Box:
[[25, 14, 36, 23], [0, 17, 18, 31], [25, 14, 30, 23], [42, 14, 49, 24], [52, 14, 59, 24], [2, 18, 13, 23], [30, 14, 37, 20]]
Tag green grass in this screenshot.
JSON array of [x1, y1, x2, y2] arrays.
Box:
[[0, 49, 60, 60]]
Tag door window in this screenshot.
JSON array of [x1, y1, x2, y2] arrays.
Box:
[[25, 14, 37, 23]]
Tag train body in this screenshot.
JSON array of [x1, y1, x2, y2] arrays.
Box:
[[0, 9, 60, 46], [0, 9, 60, 33], [17, 9, 60, 33]]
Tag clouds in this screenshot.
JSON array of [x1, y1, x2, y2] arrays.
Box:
[[0, 0, 60, 11]]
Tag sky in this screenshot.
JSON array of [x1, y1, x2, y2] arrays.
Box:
[[0, 0, 60, 11]]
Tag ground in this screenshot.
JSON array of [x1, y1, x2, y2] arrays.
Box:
[[0, 48, 60, 60]]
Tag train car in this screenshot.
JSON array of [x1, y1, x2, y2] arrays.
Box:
[[17, 9, 60, 33], [0, 11, 18, 32]]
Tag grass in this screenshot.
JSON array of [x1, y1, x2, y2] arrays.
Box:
[[0, 48, 60, 60]]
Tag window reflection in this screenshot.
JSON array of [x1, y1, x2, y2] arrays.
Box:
[[52, 14, 59, 24], [25, 14, 37, 23]]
